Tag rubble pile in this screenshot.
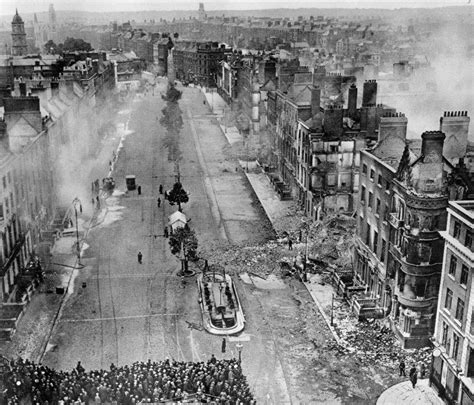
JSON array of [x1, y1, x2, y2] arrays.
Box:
[[330, 309, 432, 372], [197, 240, 289, 278]]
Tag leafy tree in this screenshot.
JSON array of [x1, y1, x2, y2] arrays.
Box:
[[167, 182, 189, 211], [169, 226, 198, 261], [44, 40, 60, 54], [62, 37, 92, 52]]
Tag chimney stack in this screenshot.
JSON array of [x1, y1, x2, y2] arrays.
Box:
[[311, 86, 321, 116], [378, 112, 407, 143], [421, 130, 445, 163], [348, 83, 357, 118], [439, 111, 470, 163], [323, 105, 344, 138], [362, 79, 377, 107]]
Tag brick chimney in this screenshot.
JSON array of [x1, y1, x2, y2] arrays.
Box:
[[378, 112, 407, 143], [421, 130, 445, 163], [439, 111, 470, 163], [347, 83, 357, 118], [323, 105, 343, 138], [362, 79, 377, 107], [311, 86, 320, 116], [414, 130, 447, 195]]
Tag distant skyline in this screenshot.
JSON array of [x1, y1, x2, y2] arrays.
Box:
[[0, 0, 470, 15]]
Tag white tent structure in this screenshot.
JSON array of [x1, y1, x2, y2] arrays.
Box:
[[168, 211, 187, 232]]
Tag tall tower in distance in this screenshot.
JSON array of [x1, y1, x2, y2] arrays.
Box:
[[48, 3, 58, 43], [11, 9, 27, 56], [198, 3, 206, 21], [48, 3, 57, 31]]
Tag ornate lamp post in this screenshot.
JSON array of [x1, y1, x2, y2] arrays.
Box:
[[236, 343, 243, 363], [72, 197, 82, 266], [429, 347, 441, 387]]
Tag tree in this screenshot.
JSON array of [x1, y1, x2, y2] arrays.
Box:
[[167, 182, 189, 211], [169, 226, 198, 262], [62, 37, 92, 52], [44, 40, 60, 54]]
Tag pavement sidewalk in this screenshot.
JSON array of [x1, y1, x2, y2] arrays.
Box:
[[377, 379, 444, 405]]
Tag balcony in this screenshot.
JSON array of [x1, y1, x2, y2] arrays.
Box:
[[397, 293, 435, 309], [388, 213, 404, 228]]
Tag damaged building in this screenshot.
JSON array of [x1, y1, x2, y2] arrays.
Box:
[[353, 110, 472, 349]]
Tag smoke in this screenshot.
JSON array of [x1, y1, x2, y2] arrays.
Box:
[[377, 22, 474, 140]]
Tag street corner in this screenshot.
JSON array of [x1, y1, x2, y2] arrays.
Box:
[[376, 379, 444, 405]]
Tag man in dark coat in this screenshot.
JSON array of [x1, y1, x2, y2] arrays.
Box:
[[138, 251, 143, 264], [409, 365, 418, 388], [399, 360, 406, 377], [221, 338, 226, 353]]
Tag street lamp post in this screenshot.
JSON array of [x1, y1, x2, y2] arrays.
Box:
[[72, 197, 82, 265], [430, 347, 441, 387], [236, 343, 243, 363]]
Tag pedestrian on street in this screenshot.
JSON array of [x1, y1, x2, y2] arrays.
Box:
[[181, 275, 186, 288], [288, 239, 293, 250], [399, 360, 406, 377], [157, 198, 161, 208], [420, 363, 426, 379], [138, 185, 142, 195], [221, 337, 226, 354], [159, 184, 163, 194], [409, 365, 418, 388], [76, 361, 85, 374], [164, 227, 169, 238], [138, 251, 143, 264]]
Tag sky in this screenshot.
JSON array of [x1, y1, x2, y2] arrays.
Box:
[[0, 0, 470, 14]]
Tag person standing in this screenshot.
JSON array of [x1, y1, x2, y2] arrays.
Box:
[[288, 239, 293, 250], [399, 360, 406, 377], [157, 198, 161, 208], [138, 185, 142, 195], [159, 185, 163, 194], [221, 337, 226, 354], [409, 365, 418, 388], [138, 251, 143, 264]]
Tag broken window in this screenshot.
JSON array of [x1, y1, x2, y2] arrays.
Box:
[[453, 221, 461, 239], [449, 256, 457, 277], [461, 265, 469, 286], [445, 289, 453, 310], [456, 298, 465, 321]]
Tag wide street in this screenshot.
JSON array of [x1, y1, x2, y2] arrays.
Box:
[[39, 81, 295, 404], [2, 80, 406, 404]]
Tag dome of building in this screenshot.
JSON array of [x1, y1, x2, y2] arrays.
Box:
[[12, 10, 23, 24]]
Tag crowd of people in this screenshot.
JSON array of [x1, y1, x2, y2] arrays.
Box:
[[3, 356, 255, 404]]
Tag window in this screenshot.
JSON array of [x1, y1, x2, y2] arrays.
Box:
[[385, 179, 390, 191], [453, 221, 461, 238], [368, 192, 373, 209], [370, 169, 375, 181], [449, 256, 457, 277], [381, 239, 386, 263], [376, 198, 381, 215], [361, 186, 366, 202], [5, 198, 9, 215], [2, 176, 5, 189], [362, 164, 367, 175], [377, 175, 382, 186], [466, 232, 472, 250], [461, 265, 469, 286], [377, 280, 383, 297], [0, 203, 3, 220], [373, 230, 378, 254], [9, 192, 13, 210], [452, 333, 460, 361], [445, 288, 453, 310], [442, 322, 449, 346], [366, 224, 371, 246], [456, 298, 465, 321]]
